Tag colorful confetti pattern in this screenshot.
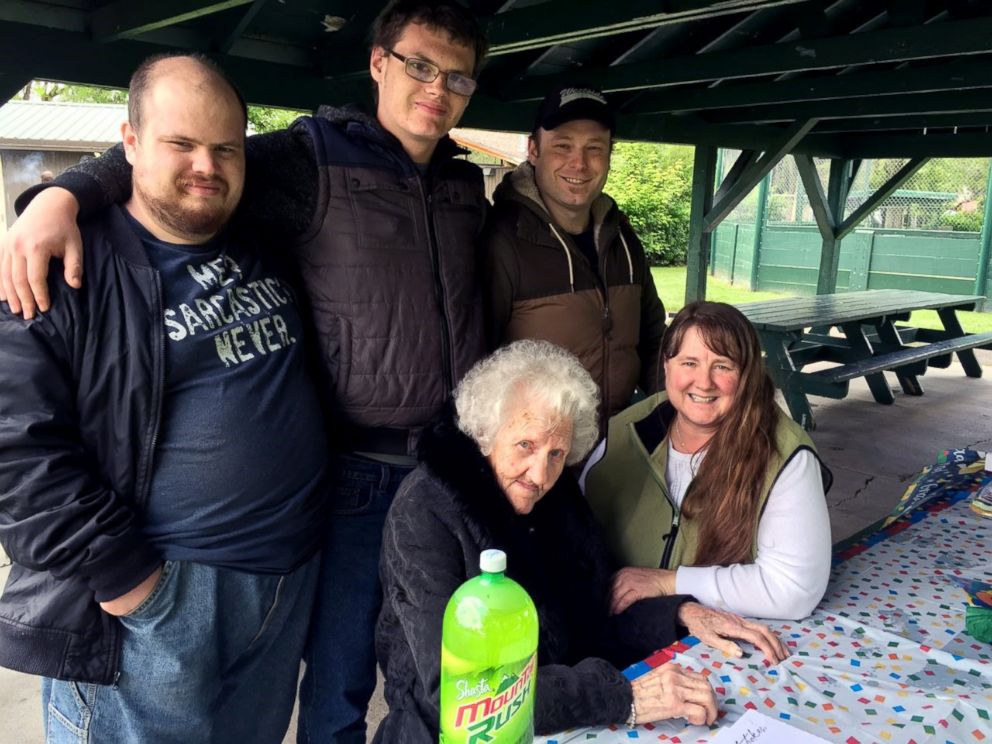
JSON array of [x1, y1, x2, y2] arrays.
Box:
[[540, 470, 992, 743]]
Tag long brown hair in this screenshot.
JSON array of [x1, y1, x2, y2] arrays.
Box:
[[662, 302, 778, 567]]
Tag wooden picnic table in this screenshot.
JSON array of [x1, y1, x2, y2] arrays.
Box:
[[734, 289, 992, 429]]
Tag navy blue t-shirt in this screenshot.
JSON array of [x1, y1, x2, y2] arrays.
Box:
[[127, 211, 327, 573]]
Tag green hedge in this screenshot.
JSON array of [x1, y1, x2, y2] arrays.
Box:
[[607, 143, 694, 266]]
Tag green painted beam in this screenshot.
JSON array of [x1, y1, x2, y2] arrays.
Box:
[[749, 174, 769, 290], [972, 159, 992, 306], [625, 57, 992, 115], [814, 112, 992, 133], [618, 114, 780, 149], [816, 159, 851, 295], [713, 150, 759, 205], [836, 133, 992, 159], [217, 0, 267, 54], [503, 15, 992, 101], [794, 154, 834, 241], [317, 2, 390, 77], [0, 22, 347, 111], [0, 1, 85, 31], [460, 102, 847, 157], [484, 0, 804, 56], [686, 146, 718, 304], [703, 118, 816, 231], [836, 157, 928, 239], [91, 1, 256, 43], [616, 113, 847, 156], [847, 160, 862, 196], [704, 90, 992, 126], [319, 0, 805, 78]]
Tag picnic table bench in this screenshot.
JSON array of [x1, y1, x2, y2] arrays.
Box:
[[735, 289, 992, 429]]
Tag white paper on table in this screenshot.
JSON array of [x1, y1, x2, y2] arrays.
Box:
[[710, 710, 831, 744]]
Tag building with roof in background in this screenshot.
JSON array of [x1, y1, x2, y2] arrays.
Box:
[[0, 99, 125, 231]]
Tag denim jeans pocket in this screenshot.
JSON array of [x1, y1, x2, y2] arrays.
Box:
[[329, 467, 380, 515], [46, 679, 97, 743], [120, 560, 179, 623]]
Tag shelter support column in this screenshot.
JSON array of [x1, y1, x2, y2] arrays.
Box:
[[817, 159, 851, 295], [749, 174, 770, 290], [687, 119, 816, 303], [975, 158, 992, 309], [686, 146, 718, 304], [797, 154, 928, 294]]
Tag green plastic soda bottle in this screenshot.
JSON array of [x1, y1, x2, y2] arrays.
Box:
[[440, 549, 538, 744]]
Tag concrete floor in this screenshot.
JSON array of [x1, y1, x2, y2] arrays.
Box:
[[1, 358, 990, 744]]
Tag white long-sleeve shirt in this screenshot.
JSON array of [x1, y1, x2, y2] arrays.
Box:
[[666, 443, 831, 620], [580, 438, 832, 620]]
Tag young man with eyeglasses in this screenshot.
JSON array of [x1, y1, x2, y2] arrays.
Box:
[[1, 2, 488, 741]]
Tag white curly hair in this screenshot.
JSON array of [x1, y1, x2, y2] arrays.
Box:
[[454, 339, 600, 465]]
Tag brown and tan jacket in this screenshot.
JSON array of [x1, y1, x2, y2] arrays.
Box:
[[482, 163, 667, 422]]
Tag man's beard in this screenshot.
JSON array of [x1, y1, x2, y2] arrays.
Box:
[[134, 177, 233, 240]]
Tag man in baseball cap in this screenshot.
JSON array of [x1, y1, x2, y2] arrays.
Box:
[[481, 84, 666, 428]]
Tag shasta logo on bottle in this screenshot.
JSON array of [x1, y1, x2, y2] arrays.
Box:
[[453, 655, 536, 741]]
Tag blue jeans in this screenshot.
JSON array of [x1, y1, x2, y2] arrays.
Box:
[[297, 453, 414, 744], [43, 556, 319, 744]]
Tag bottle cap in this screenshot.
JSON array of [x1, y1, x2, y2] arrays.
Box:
[[480, 549, 506, 574]]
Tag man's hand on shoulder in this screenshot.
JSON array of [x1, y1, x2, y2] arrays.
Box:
[[0, 186, 85, 319]]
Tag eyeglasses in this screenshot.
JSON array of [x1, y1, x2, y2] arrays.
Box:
[[387, 50, 478, 97]]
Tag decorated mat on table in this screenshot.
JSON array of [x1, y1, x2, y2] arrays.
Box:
[[540, 456, 992, 744]]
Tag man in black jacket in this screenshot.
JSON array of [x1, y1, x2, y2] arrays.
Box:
[[0, 2, 489, 741], [0, 55, 328, 743]]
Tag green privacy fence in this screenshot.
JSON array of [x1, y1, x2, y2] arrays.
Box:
[[711, 153, 992, 310], [713, 224, 986, 299]]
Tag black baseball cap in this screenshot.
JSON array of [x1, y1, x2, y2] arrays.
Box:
[[532, 84, 616, 135]]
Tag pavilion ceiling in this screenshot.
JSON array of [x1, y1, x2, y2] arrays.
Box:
[[2, 0, 991, 156]]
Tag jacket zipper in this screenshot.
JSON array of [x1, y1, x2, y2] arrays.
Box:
[[144, 268, 166, 511], [659, 509, 680, 569], [422, 187, 454, 396], [598, 239, 612, 416], [112, 266, 165, 681]]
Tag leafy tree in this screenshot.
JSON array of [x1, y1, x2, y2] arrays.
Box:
[[246, 106, 307, 133], [939, 210, 984, 232], [56, 85, 128, 105], [12, 79, 307, 135], [607, 142, 694, 266], [15, 80, 127, 104]]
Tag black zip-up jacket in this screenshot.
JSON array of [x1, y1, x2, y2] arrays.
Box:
[[374, 410, 693, 741], [0, 207, 166, 683], [23, 105, 488, 454]]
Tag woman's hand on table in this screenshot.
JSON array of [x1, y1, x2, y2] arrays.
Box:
[[630, 662, 717, 727], [610, 567, 677, 615], [677, 602, 788, 664]]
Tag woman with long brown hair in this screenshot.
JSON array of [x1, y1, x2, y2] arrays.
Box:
[[583, 301, 832, 622]]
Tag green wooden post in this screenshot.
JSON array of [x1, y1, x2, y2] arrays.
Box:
[[975, 158, 992, 310], [816, 159, 851, 295], [749, 174, 770, 290], [728, 223, 739, 283], [710, 148, 725, 277], [686, 146, 718, 304]]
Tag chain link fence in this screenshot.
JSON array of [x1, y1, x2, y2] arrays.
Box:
[[719, 152, 991, 232]]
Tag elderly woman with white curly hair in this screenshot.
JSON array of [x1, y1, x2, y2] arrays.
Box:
[[373, 340, 784, 742]]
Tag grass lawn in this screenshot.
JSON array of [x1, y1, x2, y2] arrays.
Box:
[[651, 266, 992, 334]]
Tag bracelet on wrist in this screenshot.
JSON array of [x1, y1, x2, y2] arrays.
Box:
[[625, 698, 637, 729]]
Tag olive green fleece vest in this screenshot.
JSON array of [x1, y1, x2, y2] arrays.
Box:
[[584, 392, 822, 570]]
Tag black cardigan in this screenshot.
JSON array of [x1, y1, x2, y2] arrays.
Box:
[[373, 410, 692, 742]]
